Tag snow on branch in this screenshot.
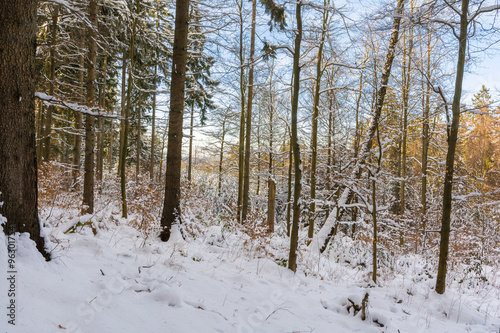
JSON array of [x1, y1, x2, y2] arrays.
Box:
[[35, 92, 123, 119]]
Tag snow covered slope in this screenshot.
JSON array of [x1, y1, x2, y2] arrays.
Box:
[[1, 215, 500, 333]]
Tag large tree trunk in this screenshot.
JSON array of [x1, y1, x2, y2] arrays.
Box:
[[311, 0, 405, 253], [241, 0, 257, 222], [288, 0, 303, 273], [435, 0, 469, 295], [0, 0, 50, 259], [160, 0, 190, 241], [82, 0, 98, 214]]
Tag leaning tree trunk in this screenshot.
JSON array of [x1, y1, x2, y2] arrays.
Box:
[[0, 0, 50, 260], [311, 0, 405, 253], [82, 0, 98, 214], [435, 0, 469, 295], [288, 0, 303, 273], [160, 0, 190, 241]]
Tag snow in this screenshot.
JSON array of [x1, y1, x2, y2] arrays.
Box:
[[2, 211, 500, 333]]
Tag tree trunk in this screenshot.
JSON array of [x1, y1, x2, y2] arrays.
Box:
[[218, 117, 226, 196], [150, 55, 157, 180], [311, 0, 405, 253], [308, 3, 328, 239], [372, 178, 377, 283], [436, 0, 469, 295], [160, 0, 190, 241], [118, 51, 128, 176], [121, 6, 139, 218], [237, 0, 246, 222], [421, 29, 431, 238], [188, 104, 194, 183], [288, 0, 303, 273], [72, 29, 85, 185], [286, 136, 293, 237], [96, 56, 107, 182], [136, 90, 142, 181], [42, 5, 59, 162], [82, 0, 98, 214], [241, 0, 257, 222], [0, 0, 50, 259]]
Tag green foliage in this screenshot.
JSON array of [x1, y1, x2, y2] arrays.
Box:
[[260, 0, 286, 31]]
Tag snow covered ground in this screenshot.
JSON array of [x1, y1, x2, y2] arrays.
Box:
[[2, 209, 500, 333]]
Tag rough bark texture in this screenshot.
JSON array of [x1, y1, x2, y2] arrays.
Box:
[[82, 0, 98, 214], [311, 0, 405, 253], [0, 0, 50, 260], [241, 0, 257, 222], [436, 0, 469, 295], [160, 0, 190, 241], [288, 0, 303, 273]]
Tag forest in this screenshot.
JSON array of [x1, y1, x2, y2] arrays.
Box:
[[1, 0, 500, 332]]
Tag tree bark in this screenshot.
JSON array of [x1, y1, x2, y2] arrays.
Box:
[[136, 90, 142, 181], [121, 5, 139, 218], [308, 3, 328, 239], [160, 0, 190, 241], [96, 56, 107, 182], [188, 104, 194, 183], [241, 0, 257, 222], [82, 0, 98, 214], [72, 28, 85, 186], [436, 0, 469, 295], [118, 51, 128, 176], [150, 54, 157, 180], [288, 0, 303, 273], [42, 5, 59, 162], [0, 0, 50, 259], [237, 0, 246, 222]]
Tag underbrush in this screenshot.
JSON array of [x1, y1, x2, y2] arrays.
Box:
[[37, 163, 500, 313]]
